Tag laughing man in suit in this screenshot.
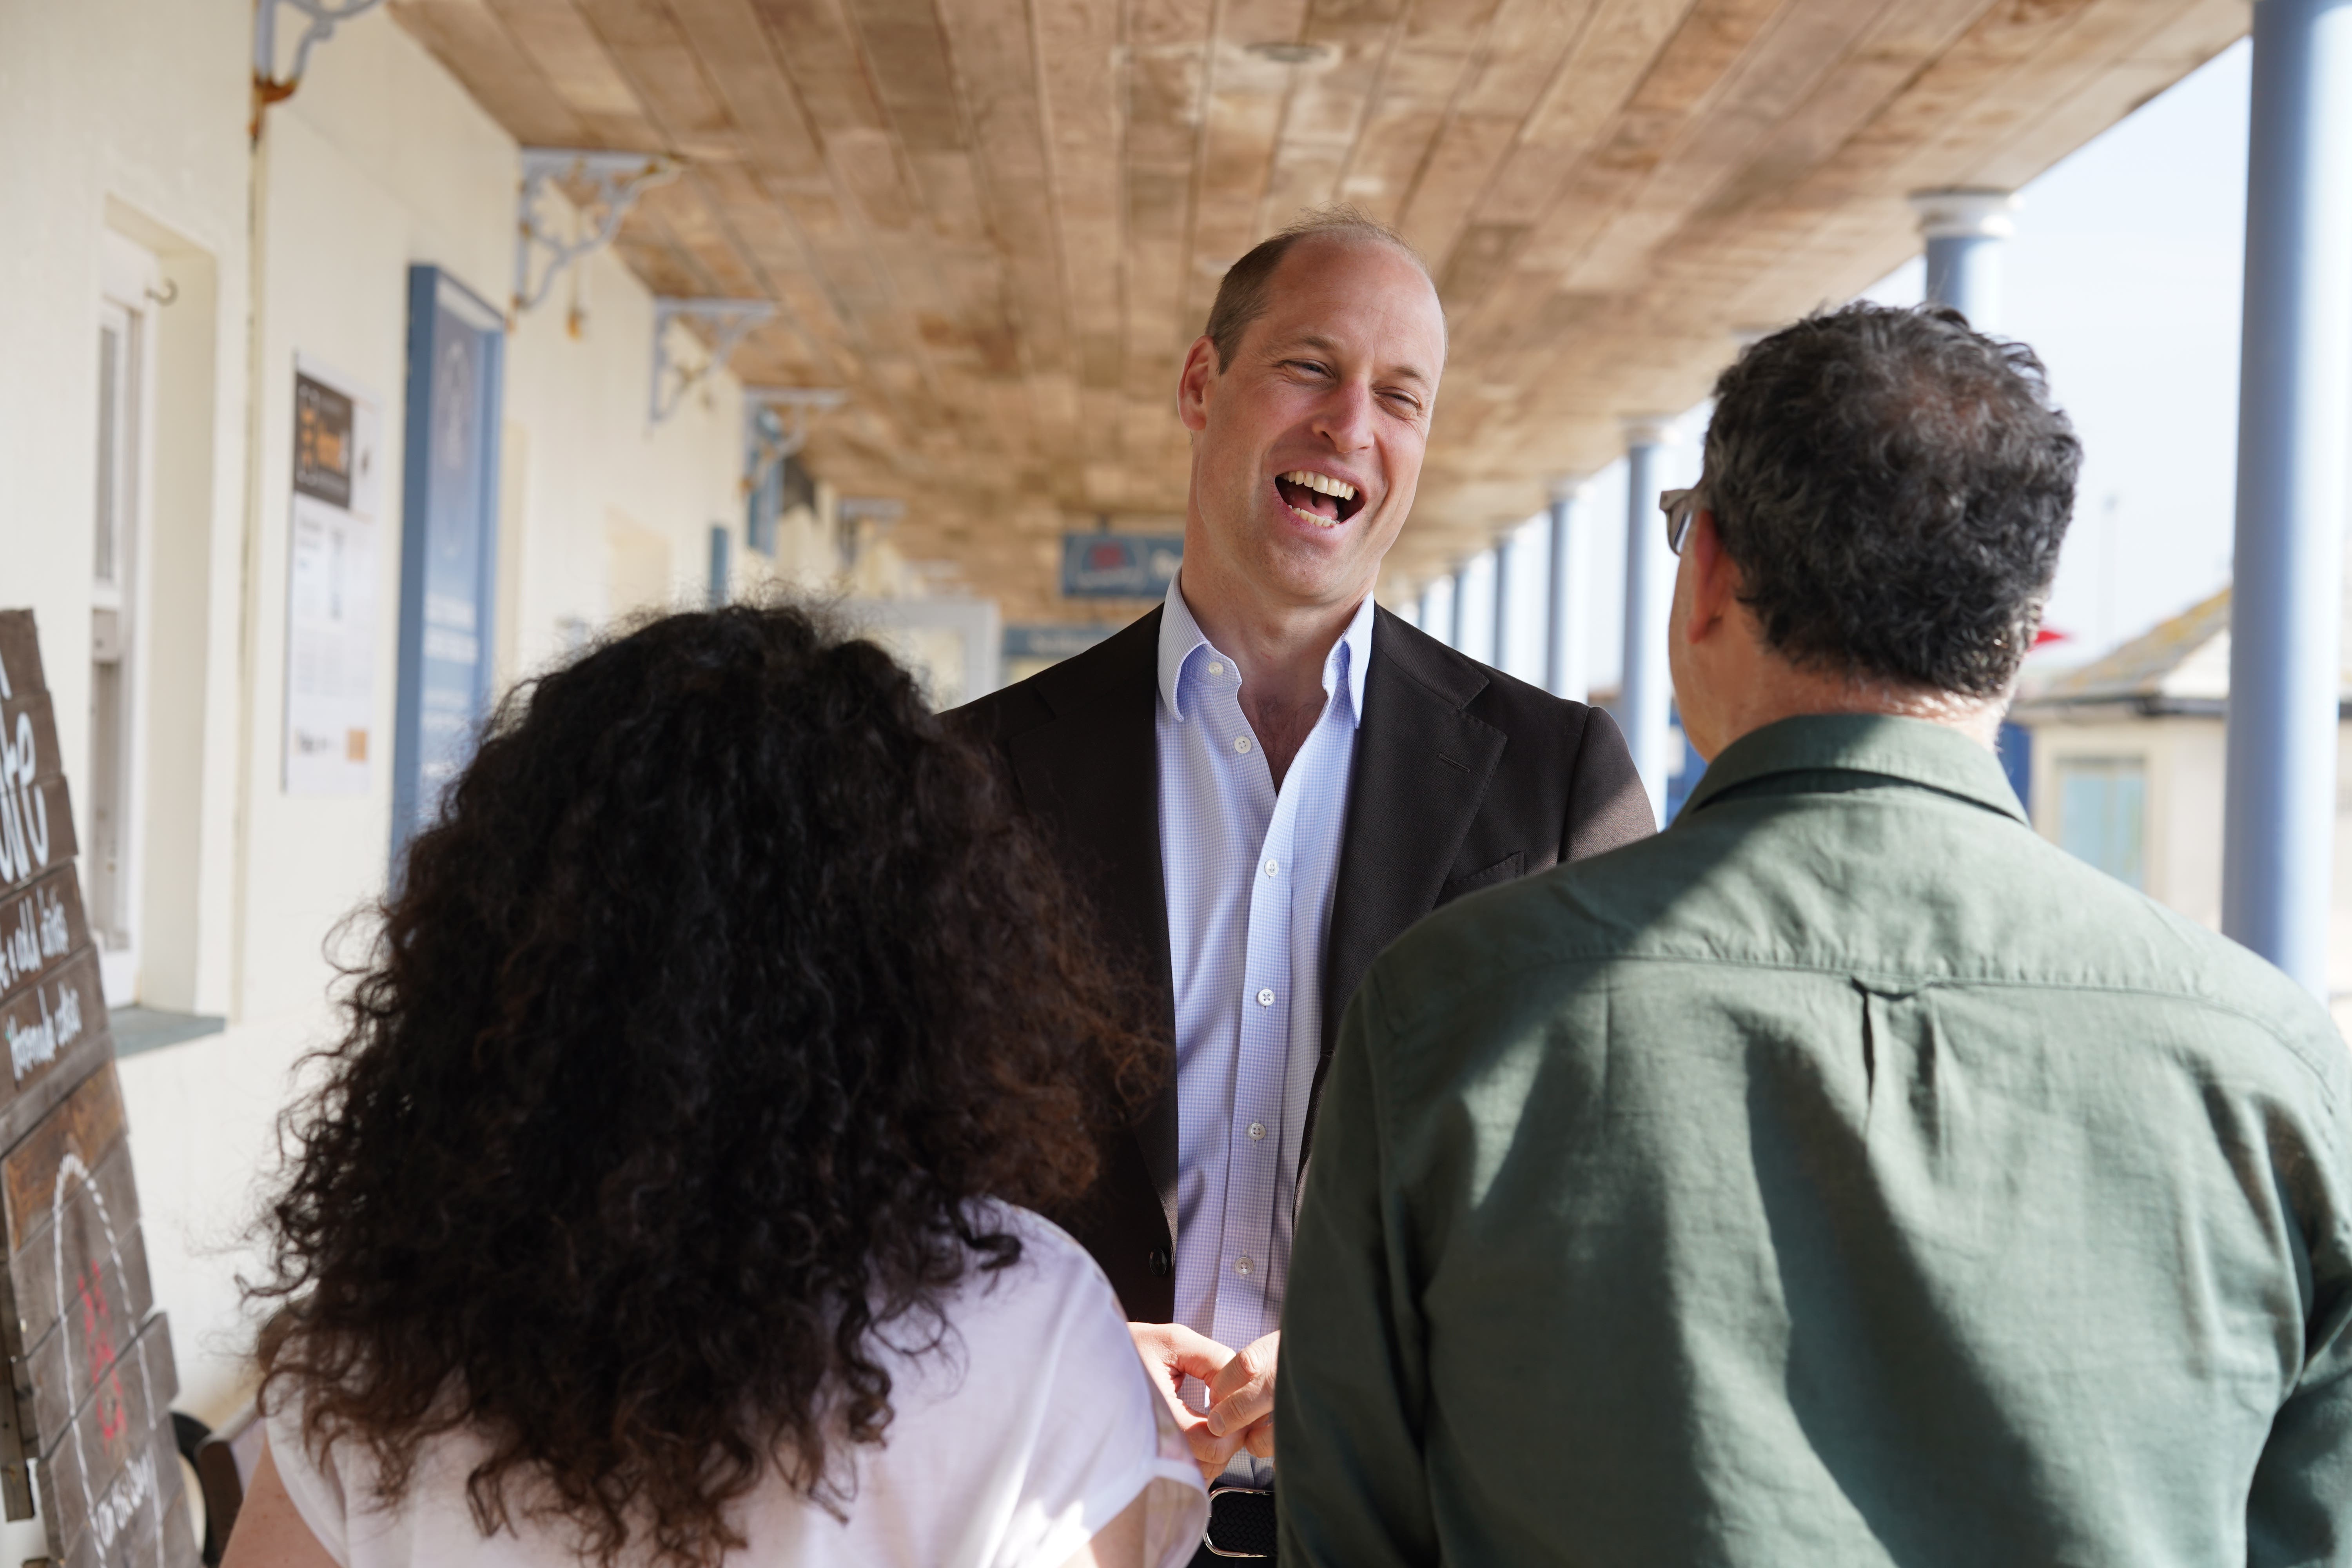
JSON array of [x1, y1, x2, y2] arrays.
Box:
[[954, 209, 1654, 1563]]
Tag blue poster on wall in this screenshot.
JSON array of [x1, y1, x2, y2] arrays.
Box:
[[390, 266, 504, 865], [1060, 533, 1183, 599]]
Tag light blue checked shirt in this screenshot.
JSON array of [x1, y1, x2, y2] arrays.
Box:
[[1156, 577, 1374, 1455]]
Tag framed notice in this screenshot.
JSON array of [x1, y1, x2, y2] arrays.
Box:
[[282, 359, 383, 796], [391, 267, 505, 862]]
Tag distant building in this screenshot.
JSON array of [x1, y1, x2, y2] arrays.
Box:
[[2010, 587, 2352, 1022]]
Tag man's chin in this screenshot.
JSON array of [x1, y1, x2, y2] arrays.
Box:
[[1251, 538, 1382, 609]]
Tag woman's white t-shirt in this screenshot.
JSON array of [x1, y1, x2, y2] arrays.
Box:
[[266, 1207, 1208, 1568]]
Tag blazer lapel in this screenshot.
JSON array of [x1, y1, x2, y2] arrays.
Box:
[[1004, 611, 1180, 1239], [1312, 610, 1505, 1155]]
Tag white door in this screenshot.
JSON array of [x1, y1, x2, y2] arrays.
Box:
[[89, 233, 159, 1009]]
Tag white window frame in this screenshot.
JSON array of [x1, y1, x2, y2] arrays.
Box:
[[90, 231, 160, 1008]]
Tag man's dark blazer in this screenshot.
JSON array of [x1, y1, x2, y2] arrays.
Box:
[[951, 603, 1654, 1320]]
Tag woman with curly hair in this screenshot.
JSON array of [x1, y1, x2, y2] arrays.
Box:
[[223, 604, 1208, 1568]]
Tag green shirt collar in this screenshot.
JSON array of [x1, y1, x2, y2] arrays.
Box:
[[1681, 713, 2027, 826]]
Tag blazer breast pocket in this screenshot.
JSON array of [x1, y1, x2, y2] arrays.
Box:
[[1436, 849, 1524, 906]]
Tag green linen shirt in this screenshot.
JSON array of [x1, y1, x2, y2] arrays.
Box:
[[1277, 714, 2352, 1568]]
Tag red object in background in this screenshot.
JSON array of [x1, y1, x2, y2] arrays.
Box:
[[2033, 627, 2069, 647]]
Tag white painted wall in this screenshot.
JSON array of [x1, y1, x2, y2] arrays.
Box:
[[0, 0, 257, 1550], [0, 0, 901, 1498], [0, 0, 253, 1022]]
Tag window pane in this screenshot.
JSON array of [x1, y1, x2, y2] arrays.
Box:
[[2058, 758, 2146, 890], [93, 321, 120, 582]]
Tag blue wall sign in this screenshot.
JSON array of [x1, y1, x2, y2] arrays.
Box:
[[1003, 624, 1116, 661], [1061, 534, 1182, 599], [391, 266, 505, 866]]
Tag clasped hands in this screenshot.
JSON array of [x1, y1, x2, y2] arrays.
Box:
[[1129, 1323, 1279, 1484]]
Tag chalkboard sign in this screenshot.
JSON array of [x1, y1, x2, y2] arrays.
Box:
[[0, 612, 196, 1568]]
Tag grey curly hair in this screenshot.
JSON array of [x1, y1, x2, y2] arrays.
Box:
[[1701, 303, 2082, 696]]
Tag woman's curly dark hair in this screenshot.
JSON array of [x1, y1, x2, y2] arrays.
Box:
[[250, 603, 1157, 1566]]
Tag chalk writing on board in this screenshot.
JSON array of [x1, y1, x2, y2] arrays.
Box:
[[0, 711, 53, 885], [6, 976, 85, 1082], [89, 1445, 154, 1556], [0, 882, 70, 996], [55, 1149, 151, 1559], [0, 610, 197, 1565]]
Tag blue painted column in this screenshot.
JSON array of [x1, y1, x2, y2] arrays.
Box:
[[1907, 189, 2017, 330], [2222, 0, 2352, 998], [1545, 478, 1590, 701], [1621, 419, 1679, 825], [1491, 532, 1512, 669], [1425, 575, 1458, 649]]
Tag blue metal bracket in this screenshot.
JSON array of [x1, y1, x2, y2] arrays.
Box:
[[650, 298, 775, 426], [742, 387, 845, 494], [835, 494, 904, 572], [252, 0, 389, 135], [515, 149, 681, 321]]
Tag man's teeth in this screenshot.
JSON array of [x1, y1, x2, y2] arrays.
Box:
[[1281, 470, 1357, 501]]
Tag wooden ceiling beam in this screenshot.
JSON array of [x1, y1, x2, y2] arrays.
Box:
[[391, 0, 2246, 613]]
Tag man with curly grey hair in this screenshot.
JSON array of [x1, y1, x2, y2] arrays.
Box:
[[1277, 303, 2352, 1566]]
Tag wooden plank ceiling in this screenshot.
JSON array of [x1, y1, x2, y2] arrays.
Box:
[[391, 0, 2246, 624]]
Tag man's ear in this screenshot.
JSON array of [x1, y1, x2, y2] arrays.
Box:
[[1178, 336, 1218, 434], [1681, 508, 1740, 644]]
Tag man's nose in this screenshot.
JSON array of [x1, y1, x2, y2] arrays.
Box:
[[1310, 380, 1378, 452]]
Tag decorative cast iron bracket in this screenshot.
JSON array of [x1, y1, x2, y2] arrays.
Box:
[[743, 388, 846, 494], [650, 299, 776, 426], [252, 0, 390, 138], [834, 495, 906, 570], [515, 149, 681, 321]]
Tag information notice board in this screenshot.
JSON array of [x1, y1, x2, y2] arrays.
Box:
[[283, 359, 383, 798], [0, 611, 197, 1568]]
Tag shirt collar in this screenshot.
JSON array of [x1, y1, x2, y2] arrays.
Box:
[[1679, 713, 2027, 825], [1156, 575, 1376, 725]]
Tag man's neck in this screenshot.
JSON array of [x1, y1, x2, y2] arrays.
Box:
[[1177, 570, 1367, 785], [1703, 668, 2007, 760]]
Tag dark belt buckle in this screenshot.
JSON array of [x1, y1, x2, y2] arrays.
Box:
[[1204, 1481, 1276, 1560]]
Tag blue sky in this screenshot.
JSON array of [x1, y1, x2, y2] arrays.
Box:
[[1438, 41, 2257, 691]]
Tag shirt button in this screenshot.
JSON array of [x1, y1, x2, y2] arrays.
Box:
[[1232, 735, 1251, 754], [1263, 858, 1278, 877], [1248, 1121, 1266, 1140], [1235, 1256, 1254, 1278], [1256, 987, 1274, 1007], [1207, 661, 1224, 676]]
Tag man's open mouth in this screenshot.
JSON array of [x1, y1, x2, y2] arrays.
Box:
[[1276, 470, 1365, 528]]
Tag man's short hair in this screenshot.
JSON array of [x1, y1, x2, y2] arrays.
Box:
[[1203, 209, 1436, 371], [1704, 303, 2081, 697]]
